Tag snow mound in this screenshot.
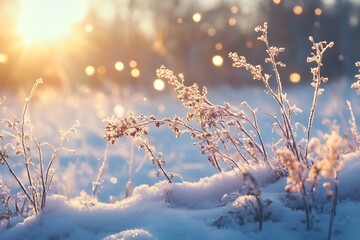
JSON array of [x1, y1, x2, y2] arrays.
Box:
[[338, 151, 360, 201], [103, 229, 156, 240], [164, 165, 276, 208], [0, 152, 359, 240]]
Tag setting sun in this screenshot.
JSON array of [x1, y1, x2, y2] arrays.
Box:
[[17, 0, 85, 45]]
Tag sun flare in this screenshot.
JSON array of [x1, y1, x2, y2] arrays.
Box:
[[17, 0, 86, 45]]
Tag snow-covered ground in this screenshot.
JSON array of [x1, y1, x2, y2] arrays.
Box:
[[0, 78, 359, 239]]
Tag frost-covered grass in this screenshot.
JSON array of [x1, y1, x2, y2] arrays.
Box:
[[104, 22, 360, 235], [0, 78, 359, 240], [1, 23, 360, 239]]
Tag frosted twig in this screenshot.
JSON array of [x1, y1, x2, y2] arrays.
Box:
[[346, 101, 359, 150], [305, 37, 334, 160], [92, 142, 110, 197]]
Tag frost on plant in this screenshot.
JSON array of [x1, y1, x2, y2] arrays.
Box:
[[347, 62, 360, 151], [105, 65, 273, 180], [351, 61, 360, 89], [277, 148, 306, 193], [104, 22, 358, 234], [0, 80, 79, 217], [307, 130, 345, 196]]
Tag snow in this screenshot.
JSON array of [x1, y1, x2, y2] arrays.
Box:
[[1, 151, 359, 239], [0, 79, 360, 239]]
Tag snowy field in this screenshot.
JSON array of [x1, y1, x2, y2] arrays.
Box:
[[0, 78, 359, 240]]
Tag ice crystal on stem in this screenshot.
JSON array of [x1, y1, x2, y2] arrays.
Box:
[[351, 61, 360, 89]]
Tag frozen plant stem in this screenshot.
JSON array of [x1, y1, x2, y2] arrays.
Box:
[[92, 142, 110, 197], [328, 177, 338, 240], [305, 37, 334, 160], [31, 130, 46, 209], [0, 152, 34, 208], [243, 172, 263, 231], [20, 78, 43, 214], [346, 100, 360, 150], [230, 22, 305, 166], [139, 135, 172, 183], [1, 79, 79, 216]]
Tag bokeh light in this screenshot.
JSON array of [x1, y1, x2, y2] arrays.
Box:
[[114, 104, 125, 117], [290, 72, 301, 83], [314, 8, 322, 16], [84, 24, 93, 33], [273, 0, 281, 4], [0, 53, 8, 64], [110, 177, 118, 184], [241, 5, 250, 14], [212, 55, 224, 67], [129, 60, 138, 68], [85, 66, 95, 76], [228, 18, 237, 26], [192, 13, 202, 22], [177, 17, 183, 24], [293, 6, 303, 15], [231, 6, 239, 14], [246, 41, 254, 49], [115, 61, 125, 71], [207, 28, 216, 37], [158, 104, 166, 113], [153, 79, 165, 91], [131, 68, 140, 78], [349, 15, 359, 27], [215, 43, 223, 51], [97, 66, 106, 75]]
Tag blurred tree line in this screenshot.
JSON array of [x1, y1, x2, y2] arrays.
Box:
[[0, 0, 359, 92]]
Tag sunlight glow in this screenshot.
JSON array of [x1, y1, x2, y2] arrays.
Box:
[[153, 79, 165, 91], [290, 72, 301, 83], [18, 0, 86, 45], [212, 55, 224, 67]]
